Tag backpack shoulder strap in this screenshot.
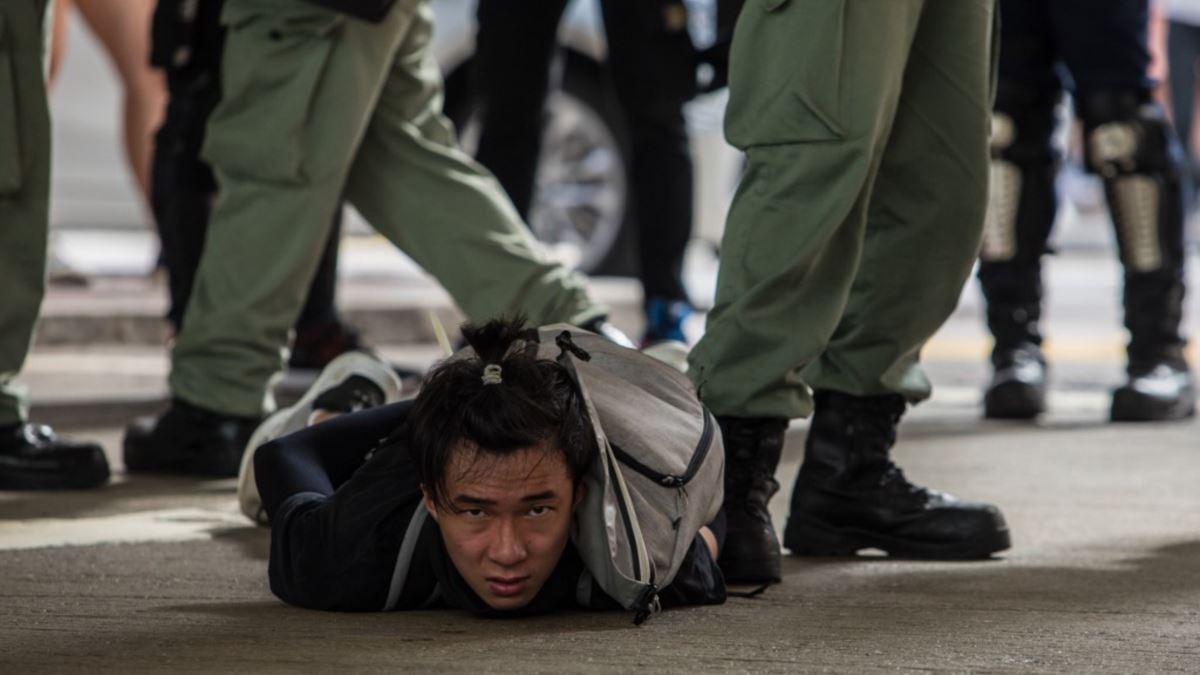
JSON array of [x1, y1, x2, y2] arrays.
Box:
[[382, 503, 430, 611]]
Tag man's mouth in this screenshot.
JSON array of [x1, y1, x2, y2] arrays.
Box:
[[487, 575, 530, 597]]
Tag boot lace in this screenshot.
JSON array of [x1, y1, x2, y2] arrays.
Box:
[[838, 395, 929, 500]]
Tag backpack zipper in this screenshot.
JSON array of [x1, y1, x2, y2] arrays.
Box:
[[605, 444, 644, 582], [610, 408, 715, 488]]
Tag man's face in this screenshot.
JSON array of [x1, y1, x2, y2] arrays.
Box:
[[424, 444, 582, 611]]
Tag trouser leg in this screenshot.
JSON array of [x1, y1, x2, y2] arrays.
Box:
[[470, 0, 566, 218], [0, 0, 52, 426], [151, 4, 344, 334], [1057, 0, 1190, 371], [342, 3, 600, 328], [1167, 21, 1200, 155], [1077, 89, 1190, 369], [974, 0, 1059, 356], [805, 0, 998, 403], [171, 0, 408, 416], [294, 209, 342, 331], [600, 0, 695, 304], [152, 68, 221, 329], [976, 83, 1061, 355], [688, 0, 927, 420]]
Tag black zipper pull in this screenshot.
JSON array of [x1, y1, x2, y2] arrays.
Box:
[[631, 585, 660, 625], [556, 331, 592, 362]]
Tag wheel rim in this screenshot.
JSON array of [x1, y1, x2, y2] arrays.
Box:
[[528, 91, 627, 272], [459, 90, 627, 272]]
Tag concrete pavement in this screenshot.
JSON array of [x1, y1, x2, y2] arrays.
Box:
[[2, 396, 1198, 673]]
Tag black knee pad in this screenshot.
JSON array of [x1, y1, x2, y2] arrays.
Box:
[[1077, 89, 1187, 274], [1077, 89, 1182, 178]]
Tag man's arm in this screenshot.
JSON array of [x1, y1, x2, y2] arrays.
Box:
[[256, 403, 428, 611]]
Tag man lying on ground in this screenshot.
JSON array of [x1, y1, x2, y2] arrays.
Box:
[[240, 318, 725, 614]]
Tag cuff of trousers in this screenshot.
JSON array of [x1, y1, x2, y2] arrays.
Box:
[[0, 388, 30, 428], [169, 364, 277, 419]]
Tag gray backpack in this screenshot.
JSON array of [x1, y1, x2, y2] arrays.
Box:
[[536, 324, 725, 624], [384, 324, 724, 622]]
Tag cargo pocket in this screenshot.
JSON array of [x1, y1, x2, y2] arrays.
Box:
[[0, 16, 23, 194], [201, 2, 344, 184], [724, 0, 847, 148]]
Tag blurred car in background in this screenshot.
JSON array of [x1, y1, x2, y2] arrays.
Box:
[[429, 0, 742, 275]]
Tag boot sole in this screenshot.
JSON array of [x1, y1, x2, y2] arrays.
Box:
[[0, 453, 110, 490], [1110, 387, 1197, 422], [123, 433, 242, 478], [983, 381, 1046, 420], [783, 516, 1011, 560], [718, 553, 782, 584]]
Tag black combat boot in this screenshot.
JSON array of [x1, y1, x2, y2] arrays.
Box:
[[0, 423, 110, 490], [784, 391, 1010, 559], [717, 416, 788, 583], [1111, 272, 1195, 421], [124, 399, 259, 477], [978, 263, 1048, 420], [985, 342, 1047, 420]]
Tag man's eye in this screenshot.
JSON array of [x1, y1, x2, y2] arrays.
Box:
[[463, 509, 486, 518], [528, 506, 551, 517]]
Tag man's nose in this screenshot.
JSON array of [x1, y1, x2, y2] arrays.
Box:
[[487, 518, 528, 566]]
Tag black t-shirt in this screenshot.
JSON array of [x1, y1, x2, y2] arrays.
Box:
[[266, 425, 725, 615]]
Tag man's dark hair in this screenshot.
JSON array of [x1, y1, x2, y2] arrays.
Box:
[[406, 317, 596, 509]]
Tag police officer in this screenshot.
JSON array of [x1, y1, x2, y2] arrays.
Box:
[[469, 0, 699, 345], [979, 0, 1195, 422], [123, 0, 625, 476], [688, 0, 1010, 582], [0, 0, 109, 489], [150, 0, 361, 370]]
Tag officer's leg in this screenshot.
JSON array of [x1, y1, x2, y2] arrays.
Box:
[[1057, 0, 1196, 420], [151, 1, 353, 361], [288, 210, 352, 370], [788, 0, 1009, 561], [151, 67, 221, 329], [0, 0, 108, 488], [965, 0, 1061, 419], [342, 3, 602, 328], [976, 83, 1062, 419], [600, 0, 696, 343], [803, 0, 998, 406], [470, 0, 566, 218], [0, 0, 52, 430], [687, 0, 928, 582], [1077, 91, 1195, 419], [128, 2, 406, 477], [1167, 20, 1200, 159]]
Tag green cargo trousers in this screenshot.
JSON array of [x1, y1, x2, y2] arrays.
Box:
[[0, 0, 50, 427], [689, 0, 996, 419], [172, 0, 602, 417]]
